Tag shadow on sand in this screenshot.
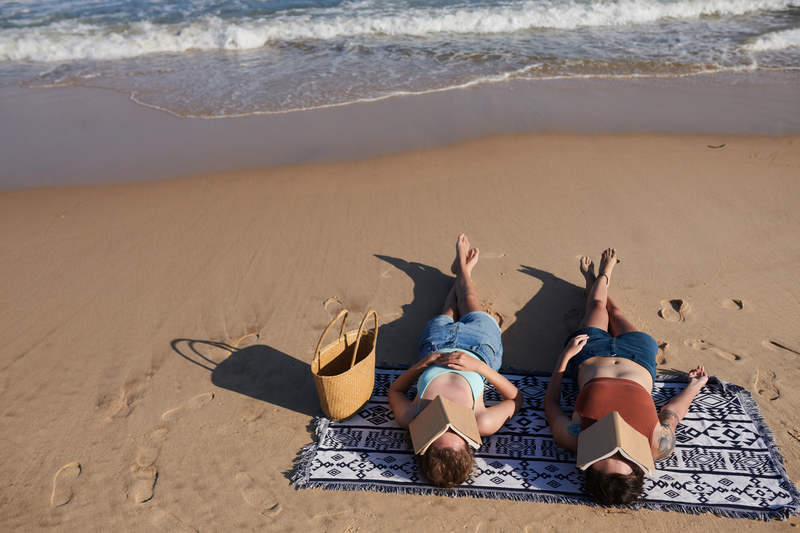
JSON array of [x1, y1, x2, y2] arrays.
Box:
[[500, 265, 587, 370], [375, 255, 588, 371], [171, 339, 319, 418], [374, 254, 454, 364], [169, 261, 587, 415]]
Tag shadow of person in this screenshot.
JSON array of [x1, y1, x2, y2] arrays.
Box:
[[374, 254, 453, 364], [171, 339, 318, 417], [501, 265, 586, 370]]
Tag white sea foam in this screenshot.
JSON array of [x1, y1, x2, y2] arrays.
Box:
[[745, 28, 800, 51], [0, 19, 264, 62], [1, 0, 797, 62]]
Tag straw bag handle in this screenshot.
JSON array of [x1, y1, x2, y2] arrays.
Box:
[[349, 310, 379, 369], [313, 309, 349, 367]]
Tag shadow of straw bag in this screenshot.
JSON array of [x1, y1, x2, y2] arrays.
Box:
[[312, 309, 377, 421]]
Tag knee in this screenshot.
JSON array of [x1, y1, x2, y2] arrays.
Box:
[[586, 299, 606, 313], [608, 307, 627, 320], [463, 292, 480, 303]]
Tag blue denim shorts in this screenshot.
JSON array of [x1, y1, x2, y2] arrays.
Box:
[[418, 311, 503, 371], [564, 326, 658, 384]]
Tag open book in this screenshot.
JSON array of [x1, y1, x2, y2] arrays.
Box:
[[577, 411, 657, 478], [409, 395, 481, 455]]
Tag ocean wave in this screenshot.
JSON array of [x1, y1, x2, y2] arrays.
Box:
[[745, 27, 800, 51], [2, 0, 797, 62]]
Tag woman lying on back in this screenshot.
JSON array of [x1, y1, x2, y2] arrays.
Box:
[[389, 234, 523, 488], [545, 248, 707, 504]]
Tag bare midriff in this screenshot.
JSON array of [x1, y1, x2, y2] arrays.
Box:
[[417, 372, 479, 411], [576, 356, 653, 392]]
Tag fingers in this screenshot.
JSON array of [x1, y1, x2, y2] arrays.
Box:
[[435, 351, 461, 359], [568, 334, 589, 350], [434, 351, 466, 364], [689, 364, 707, 376], [688, 365, 708, 388], [570, 334, 589, 345], [434, 351, 481, 371]]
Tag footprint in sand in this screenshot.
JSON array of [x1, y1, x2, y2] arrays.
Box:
[[127, 465, 158, 504], [162, 392, 214, 422], [123, 394, 214, 506], [789, 429, 800, 443], [481, 301, 505, 328], [102, 346, 174, 419], [755, 370, 780, 400], [103, 388, 138, 419], [324, 296, 344, 308], [659, 299, 691, 323], [126, 427, 168, 505], [136, 427, 168, 468], [722, 299, 744, 310], [683, 339, 742, 362], [762, 340, 800, 356], [235, 472, 282, 517], [232, 333, 259, 349], [51, 462, 81, 507], [563, 309, 583, 336], [656, 341, 668, 365]]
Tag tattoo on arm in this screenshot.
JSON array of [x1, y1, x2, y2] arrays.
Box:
[[567, 423, 581, 436], [655, 409, 679, 460]]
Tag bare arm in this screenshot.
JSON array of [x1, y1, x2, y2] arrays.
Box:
[[544, 335, 589, 452], [652, 365, 708, 459], [435, 352, 524, 435], [388, 352, 441, 429]]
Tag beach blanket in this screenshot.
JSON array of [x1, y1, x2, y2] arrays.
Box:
[[293, 366, 800, 520]]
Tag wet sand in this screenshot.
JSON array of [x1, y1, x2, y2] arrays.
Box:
[[1, 71, 799, 190]]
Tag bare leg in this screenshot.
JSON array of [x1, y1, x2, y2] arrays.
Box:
[[606, 294, 638, 336], [580, 256, 596, 297], [453, 234, 482, 318], [441, 282, 459, 320], [579, 248, 617, 330]]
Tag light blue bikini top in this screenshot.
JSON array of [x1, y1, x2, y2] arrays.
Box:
[[415, 348, 485, 414]]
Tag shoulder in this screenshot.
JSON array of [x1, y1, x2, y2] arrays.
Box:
[[388, 390, 419, 429], [474, 400, 517, 436], [393, 401, 418, 430]]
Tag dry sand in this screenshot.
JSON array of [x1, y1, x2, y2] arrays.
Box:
[[1, 84, 800, 531]]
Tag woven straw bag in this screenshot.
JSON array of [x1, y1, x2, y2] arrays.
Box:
[[312, 309, 377, 421]]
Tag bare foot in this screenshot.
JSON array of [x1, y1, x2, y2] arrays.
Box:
[[451, 234, 479, 277], [598, 248, 617, 285], [463, 247, 479, 277], [451, 234, 469, 274], [580, 257, 596, 297]]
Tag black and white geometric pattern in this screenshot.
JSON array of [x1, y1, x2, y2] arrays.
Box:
[[293, 368, 800, 520]]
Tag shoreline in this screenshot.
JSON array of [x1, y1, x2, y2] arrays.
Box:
[[1, 70, 799, 190]]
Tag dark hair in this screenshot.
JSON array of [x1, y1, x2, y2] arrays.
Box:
[[416, 442, 476, 488], [584, 464, 645, 505]]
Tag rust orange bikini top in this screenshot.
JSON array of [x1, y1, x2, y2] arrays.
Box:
[[575, 377, 659, 446]]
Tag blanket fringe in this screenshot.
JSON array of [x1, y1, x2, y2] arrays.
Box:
[[718, 378, 800, 520], [291, 415, 330, 488], [293, 477, 791, 520]]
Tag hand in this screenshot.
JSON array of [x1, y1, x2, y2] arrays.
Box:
[[420, 352, 443, 369], [687, 365, 708, 389], [434, 351, 486, 373], [561, 334, 589, 360]]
